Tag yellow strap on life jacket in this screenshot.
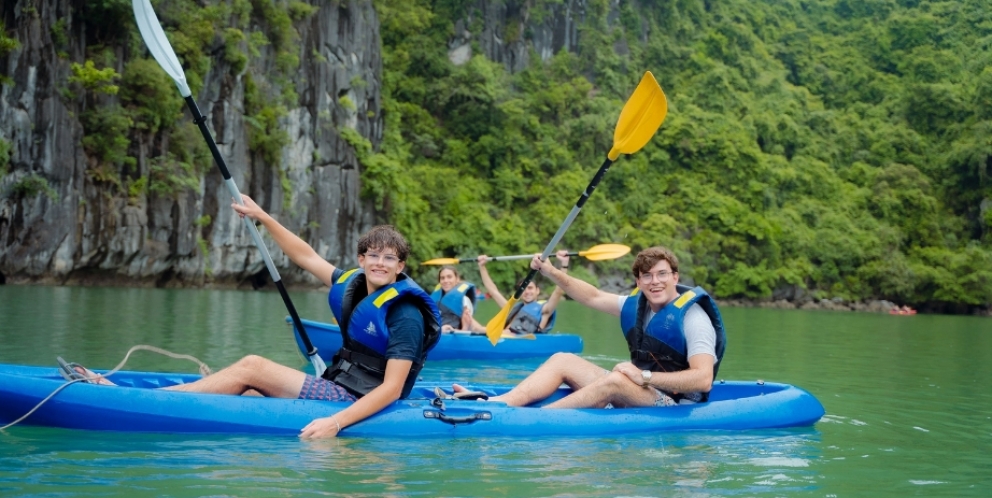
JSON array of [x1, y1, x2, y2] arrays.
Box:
[[373, 287, 400, 308], [674, 290, 696, 309], [337, 268, 359, 284]]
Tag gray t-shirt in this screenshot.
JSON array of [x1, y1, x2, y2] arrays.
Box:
[[616, 295, 717, 362]]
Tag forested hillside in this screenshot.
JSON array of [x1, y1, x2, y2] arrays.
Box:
[[368, 0, 992, 312]]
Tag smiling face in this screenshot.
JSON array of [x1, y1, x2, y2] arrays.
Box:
[[358, 245, 405, 291], [520, 281, 540, 303], [438, 268, 459, 292], [635, 259, 680, 311]]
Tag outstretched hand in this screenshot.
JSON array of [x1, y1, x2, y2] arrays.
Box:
[[231, 194, 266, 221], [477, 255, 490, 267], [556, 249, 570, 269], [299, 416, 342, 439]]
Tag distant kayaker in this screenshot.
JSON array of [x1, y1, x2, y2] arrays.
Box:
[[478, 249, 570, 337], [453, 246, 726, 409], [431, 266, 482, 333], [61, 195, 440, 439]]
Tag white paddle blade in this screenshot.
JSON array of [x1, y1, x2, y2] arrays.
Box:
[[309, 354, 327, 376], [132, 0, 191, 97]]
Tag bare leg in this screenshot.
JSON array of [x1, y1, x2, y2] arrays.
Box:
[[163, 355, 307, 398], [544, 371, 659, 409], [468, 353, 608, 407]]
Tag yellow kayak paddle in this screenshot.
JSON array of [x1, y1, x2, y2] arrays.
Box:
[[485, 71, 668, 345], [420, 243, 631, 266]]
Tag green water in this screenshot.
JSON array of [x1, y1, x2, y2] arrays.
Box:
[[0, 285, 989, 496]]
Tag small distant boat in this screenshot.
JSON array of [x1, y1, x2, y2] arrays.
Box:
[[0, 364, 826, 437], [289, 317, 583, 361], [889, 308, 917, 315]]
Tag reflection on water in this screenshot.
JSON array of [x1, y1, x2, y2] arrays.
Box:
[[0, 425, 824, 497], [1, 285, 990, 496]]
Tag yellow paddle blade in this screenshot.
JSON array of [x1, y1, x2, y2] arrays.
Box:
[[421, 257, 460, 266], [608, 71, 668, 161], [486, 296, 516, 345], [578, 243, 631, 261]]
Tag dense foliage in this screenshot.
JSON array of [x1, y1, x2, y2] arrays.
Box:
[[368, 0, 992, 312]]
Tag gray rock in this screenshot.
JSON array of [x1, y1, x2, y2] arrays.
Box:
[[0, 0, 379, 287]]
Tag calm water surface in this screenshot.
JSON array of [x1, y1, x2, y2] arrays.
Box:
[[0, 285, 989, 496]]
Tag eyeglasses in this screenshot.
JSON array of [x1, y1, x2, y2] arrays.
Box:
[[639, 270, 675, 283], [364, 252, 400, 265]]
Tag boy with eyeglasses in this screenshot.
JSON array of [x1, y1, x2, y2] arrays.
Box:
[[63, 195, 440, 438], [452, 246, 726, 409]]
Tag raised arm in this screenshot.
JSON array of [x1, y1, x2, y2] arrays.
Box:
[[531, 254, 621, 316], [539, 250, 570, 329], [232, 194, 336, 286], [477, 255, 507, 307]]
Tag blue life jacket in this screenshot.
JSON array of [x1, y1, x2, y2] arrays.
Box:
[[505, 300, 556, 335], [323, 269, 441, 398], [620, 284, 727, 401], [431, 282, 477, 329]]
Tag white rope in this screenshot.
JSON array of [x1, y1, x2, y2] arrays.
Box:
[[0, 345, 210, 432]]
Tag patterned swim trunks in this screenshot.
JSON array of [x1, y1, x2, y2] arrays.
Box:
[[298, 374, 357, 402], [651, 387, 703, 407]]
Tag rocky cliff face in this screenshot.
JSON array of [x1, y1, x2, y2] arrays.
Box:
[[445, 0, 641, 74], [0, 0, 378, 288]]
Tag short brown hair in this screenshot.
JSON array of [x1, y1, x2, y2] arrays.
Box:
[[357, 225, 410, 261], [438, 265, 460, 281], [631, 246, 679, 279]]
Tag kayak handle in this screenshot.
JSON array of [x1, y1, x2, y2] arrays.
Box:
[[423, 410, 492, 425]]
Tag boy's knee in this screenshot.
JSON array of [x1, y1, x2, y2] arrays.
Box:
[[548, 352, 580, 365], [604, 371, 634, 388], [237, 355, 269, 369]]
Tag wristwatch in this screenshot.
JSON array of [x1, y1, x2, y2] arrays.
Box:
[[641, 369, 652, 386]]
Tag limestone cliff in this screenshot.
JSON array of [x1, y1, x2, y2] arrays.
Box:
[[0, 0, 379, 288], [445, 0, 641, 74]]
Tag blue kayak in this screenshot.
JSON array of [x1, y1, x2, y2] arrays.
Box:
[[0, 364, 825, 437], [289, 317, 583, 361]]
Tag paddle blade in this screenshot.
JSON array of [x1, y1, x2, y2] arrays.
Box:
[[485, 297, 516, 345], [421, 257, 460, 266], [608, 71, 667, 160], [132, 0, 191, 97], [309, 353, 327, 376], [579, 243, 631, 261]]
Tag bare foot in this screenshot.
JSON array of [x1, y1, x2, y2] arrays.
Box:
[[73, 365, 116, 386], [451, 383, 492, 401]]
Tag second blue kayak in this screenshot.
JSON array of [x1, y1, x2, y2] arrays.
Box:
[[289, 317, 583, 361]]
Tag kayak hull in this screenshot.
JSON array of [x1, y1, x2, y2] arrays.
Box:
[[0, 364, 825, 438], [291, 317, 583, 361]]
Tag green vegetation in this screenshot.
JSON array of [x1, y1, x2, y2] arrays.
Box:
[[368, 0, 992, 311], [0, 138, 11, 178], [0, 21, 18, 57], [51, 18, 68, 57], [58, 1, 318, 201], [69, 60, 120, 95], [12, 173, 58, 201]]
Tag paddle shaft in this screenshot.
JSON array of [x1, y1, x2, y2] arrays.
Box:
[[509, 157, 614, 299], [183, 96, 319, 359], [458, 252, 580, 263]]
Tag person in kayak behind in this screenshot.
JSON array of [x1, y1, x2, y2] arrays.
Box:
[[477, 249, 570, 337], [453, 246, 726, 409], [62, 198, 440, 439], [432, 266, 484, 333]]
